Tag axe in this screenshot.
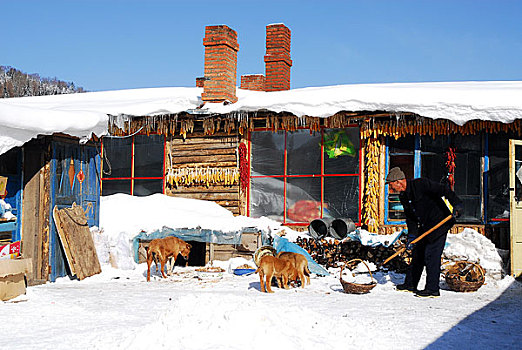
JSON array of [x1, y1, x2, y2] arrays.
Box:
[[380, 214, 453, 267]]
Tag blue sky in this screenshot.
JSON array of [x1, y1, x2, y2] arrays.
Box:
[[3, 0, 521, 91]]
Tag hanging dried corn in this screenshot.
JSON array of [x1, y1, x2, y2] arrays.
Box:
[[166, 167, 239, 188], [363, 137, 380, 233]]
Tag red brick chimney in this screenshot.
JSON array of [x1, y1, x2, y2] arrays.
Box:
[[264, 24, 292, 91], [240, 74, 265, 91], [195, 77, 205, 88], [201, 25, 239, 103]]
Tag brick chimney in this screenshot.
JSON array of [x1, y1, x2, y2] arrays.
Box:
[[264, 24, 292, 91], [195, 77, 205, 88], [240, 74, 265, 91], [201, 25, 239, 103]]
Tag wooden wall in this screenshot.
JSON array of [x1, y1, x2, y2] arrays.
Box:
[[21, 140, 51, 285], [165, 132, 241, 215]]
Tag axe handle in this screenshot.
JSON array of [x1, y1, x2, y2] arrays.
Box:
[[381, 214, 453, 267]]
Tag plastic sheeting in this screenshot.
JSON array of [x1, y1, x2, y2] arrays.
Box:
[[272, 235, 330, 276], [345, 229, 405, 248]]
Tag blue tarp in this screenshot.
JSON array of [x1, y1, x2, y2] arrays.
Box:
[[272, 235, 330, 276]]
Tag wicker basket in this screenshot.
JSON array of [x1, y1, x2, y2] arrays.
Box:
[[443, 260, 485, 293], [339, 259, 377, 294]]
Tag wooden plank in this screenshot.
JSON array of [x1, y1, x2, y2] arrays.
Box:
[[40, 160, 51, 281], [170, 135, 238, 144], [169, 161, 237, 168], [21, 147, 42, 284], [170, 192, 239, 201], [169, 154, 236, 165], [170, 148, 236, 157], [52, 204, 101, 280], [168, 142, 237, 151]]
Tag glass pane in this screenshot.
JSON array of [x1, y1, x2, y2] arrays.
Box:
[[251, 131, 284, 176], [389, 135, 415, 154], [324, 128, 360, 174], [421, 153, 446, 183], [324, 176, 359, 221], [487, 133, 509, 219], [250, 176, 284, 220], [134, 135, 164, 178], [389, 155, 414, 180], [133, 179, 163, 196], [102, 179, 131, 196], [516, 145, 522, 202], [421, 135, 449, 183], [286, 177, 321, 222], [454, 152, 480, 195], [287, 130, 321, 175], [389, 136, 414, 179], [458, 196, 482, 223], [420, 135, 449, 154], [388, 193, 405, 220], [102, 137, 132, 178]]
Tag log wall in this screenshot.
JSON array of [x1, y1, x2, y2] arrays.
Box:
[[165, 132, 241, 215]]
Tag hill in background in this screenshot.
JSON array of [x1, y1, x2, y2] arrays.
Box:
[[0, 65, 85, 98]]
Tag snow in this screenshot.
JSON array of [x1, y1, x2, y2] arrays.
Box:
[[2, 81, 522, 155], [2, 194, 522, 348]]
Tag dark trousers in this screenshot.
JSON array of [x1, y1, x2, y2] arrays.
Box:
[[404, 229, 447, 291]]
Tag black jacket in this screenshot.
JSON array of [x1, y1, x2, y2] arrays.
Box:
[[399, 178, 463, 239]]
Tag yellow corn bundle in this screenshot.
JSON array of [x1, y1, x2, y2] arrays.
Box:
[[166, 167, 240, 188], [179, 119, 194, 140], [363, 138, 381, 233]]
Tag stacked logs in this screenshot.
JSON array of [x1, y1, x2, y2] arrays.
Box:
[[295, 236, 410, 272]]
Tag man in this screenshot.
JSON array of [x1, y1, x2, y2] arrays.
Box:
[[386, 167, 463, 298]]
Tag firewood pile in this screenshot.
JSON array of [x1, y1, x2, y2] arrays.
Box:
[[295, 236, 410, 272]]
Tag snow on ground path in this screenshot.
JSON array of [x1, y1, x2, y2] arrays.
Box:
[[2, 264, 521, 350]]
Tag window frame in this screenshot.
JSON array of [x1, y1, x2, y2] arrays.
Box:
[[385, 133, 486, 225], [247, 126, 362, 226], [101, 133, 166, 196]]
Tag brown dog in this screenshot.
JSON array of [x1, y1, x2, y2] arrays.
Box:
[[255, 255, 297, 293], [276, 252, 311, 288], [146, 236, 191, 281]]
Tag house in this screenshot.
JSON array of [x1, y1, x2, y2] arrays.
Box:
[[0, 102, 107, 284], [1, 24, 522, 277]]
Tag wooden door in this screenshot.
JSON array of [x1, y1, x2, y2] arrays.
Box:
[[49, 141, 100, 281], [509, 139, 522, 277]]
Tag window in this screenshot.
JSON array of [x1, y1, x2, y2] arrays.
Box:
[[387, 134, 482, 223], [250, 128, 360, 224], [487, 132, 513, 221], [101, 135, 165, 196]]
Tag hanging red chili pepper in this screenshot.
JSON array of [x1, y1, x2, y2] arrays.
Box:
[[446, 147, 456, 190], [238, 143, 249, 191]]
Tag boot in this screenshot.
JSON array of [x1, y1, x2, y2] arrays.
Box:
[[415, 289, 440, 298], [396, 283, 417, 293]]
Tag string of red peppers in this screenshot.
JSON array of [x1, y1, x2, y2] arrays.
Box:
[[238, 143, 249, 191], [446, 147, 456, 190]]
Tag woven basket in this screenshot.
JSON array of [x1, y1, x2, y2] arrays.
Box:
[[443, 261, 485, 293], [340, 259, 377, 294]]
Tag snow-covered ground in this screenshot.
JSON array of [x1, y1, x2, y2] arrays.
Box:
[[3, 264, 521, 349], [2, 194, 522, 349]]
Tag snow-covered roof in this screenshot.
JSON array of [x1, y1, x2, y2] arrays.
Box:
[[1, 81, 522, 155]]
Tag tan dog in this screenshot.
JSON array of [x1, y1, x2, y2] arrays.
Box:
[[276, 252, 311, 288], [255, 255, 297, 293], [146, 236, 191, 281]]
